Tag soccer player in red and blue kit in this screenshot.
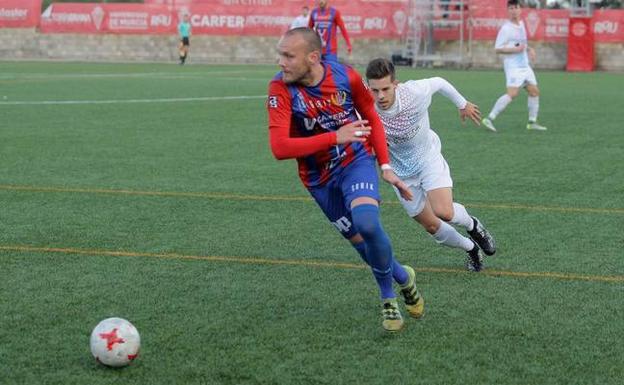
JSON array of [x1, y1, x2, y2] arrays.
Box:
[[308, 0, 352, 61], [267, 28, 424, 332]]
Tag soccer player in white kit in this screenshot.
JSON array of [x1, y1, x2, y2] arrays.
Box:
[[481, 0, 547, 132], [365, 58, 496, 271]]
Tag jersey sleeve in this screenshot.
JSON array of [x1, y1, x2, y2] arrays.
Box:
[[347, 69, 390, 166], [334, 10, 352, 52], [267, 80, 337, 160], [423, 77, 467, 109], [494, 24, 509, 49]]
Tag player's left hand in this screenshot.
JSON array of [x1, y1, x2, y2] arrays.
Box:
[[528, 47, 536, 62], [460, 102, 481, 126], [382, 170, 413, 201]]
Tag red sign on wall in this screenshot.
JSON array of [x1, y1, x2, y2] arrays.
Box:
[[40, 3, 174, 34], [0, 0, 41, 28], [37, 1, 624, 43], [567, 17, 594, 72]]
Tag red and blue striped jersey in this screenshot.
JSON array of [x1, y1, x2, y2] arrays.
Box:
[[267, 61, 390, 188], [308, 6, 352, 56]]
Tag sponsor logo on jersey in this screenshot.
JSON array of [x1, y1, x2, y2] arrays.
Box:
[[268, 95, 278, 108]]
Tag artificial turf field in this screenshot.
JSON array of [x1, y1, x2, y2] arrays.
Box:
[[0, 61, 622, 385]]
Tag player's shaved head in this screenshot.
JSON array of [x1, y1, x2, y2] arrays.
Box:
[[283, 27, 322, 54], [277, 27, 323, 86]]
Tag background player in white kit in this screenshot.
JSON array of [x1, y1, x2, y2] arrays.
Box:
[[481, 0, 547, 132], [365, 58, 496, 271]]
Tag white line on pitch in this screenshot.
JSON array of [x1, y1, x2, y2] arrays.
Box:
[[0, 70, 274, 80], [0, 95, 266, 106]]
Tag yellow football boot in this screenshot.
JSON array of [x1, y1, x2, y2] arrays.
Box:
[[400, 265, 425, 319], [381, 298, 404, 332]]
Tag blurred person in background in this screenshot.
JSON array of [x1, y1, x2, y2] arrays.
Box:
[[290, 6, 310, 29], [481, 0, 547, 132], [178, 13, 191, 65], [308, 0, 352, 62]]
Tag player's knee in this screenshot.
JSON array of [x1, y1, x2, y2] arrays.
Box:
[[529, 89, 540, 97], [354, 218, 379, 239], [434, 207, 454, 222], [352, 205, 382, 239], [421, 222, 439, 235], [507, 90, 519, 99]]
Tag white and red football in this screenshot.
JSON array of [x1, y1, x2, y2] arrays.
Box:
[[90, 317, 140, 367]]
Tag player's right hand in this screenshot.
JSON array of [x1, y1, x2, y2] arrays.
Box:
[[460, 102, 481, 126], [336, 119, 371, 144]]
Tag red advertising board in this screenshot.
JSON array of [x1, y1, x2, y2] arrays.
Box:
[[37, 0, 624, 43], [567, 17, 594, 72], [40, 3, 174, 34], [0, 0, 41, 28]]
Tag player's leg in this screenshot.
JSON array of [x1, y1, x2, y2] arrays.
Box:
[[349, 233, 406, 286], [424, 190, 486, 271], [343, 159, 424, 329], [178, 40, 185, 64], [482, 69, 522, 131], [525, 69, 547, 130], [423, 154, 496, 257], [427, 189, 496, 257]]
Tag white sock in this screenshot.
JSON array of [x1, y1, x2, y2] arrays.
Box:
[[449, 202, 474, 231], [488, 94, 512, 120], [431, 221, 474, 252], [528, 96, 539, 122]]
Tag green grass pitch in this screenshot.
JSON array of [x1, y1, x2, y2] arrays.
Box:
[[0, 61, 623, 385]]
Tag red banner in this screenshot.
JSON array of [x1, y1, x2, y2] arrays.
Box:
[[186, 2, 408, 37], [0, 0, 41, 28], [40, 3, 174, 34], [37, 1, 624, 43], [567, 17, 594, 72]]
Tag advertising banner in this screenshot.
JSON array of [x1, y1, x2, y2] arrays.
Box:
[[0, 0, 41, 28], [37, 1, 624, 43], [40, 3, 174, 34]]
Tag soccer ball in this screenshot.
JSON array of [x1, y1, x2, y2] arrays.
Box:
[[90, 317, 140, 367]]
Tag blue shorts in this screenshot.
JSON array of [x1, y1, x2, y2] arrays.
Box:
[[308, 157, 380, 239]]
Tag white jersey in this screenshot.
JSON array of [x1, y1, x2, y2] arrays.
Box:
[[290, 15, 310, 29], [495, 20, 530, 71], [375, 78, 467, 179]]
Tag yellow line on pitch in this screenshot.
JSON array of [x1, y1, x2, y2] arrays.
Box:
[[1, 184, 623, 214], [0, 184, 309, 202], [1, 245, 623, 284]]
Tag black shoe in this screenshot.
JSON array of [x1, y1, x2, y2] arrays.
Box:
[[468, 217, 496, 256], [466, 242, 484, 272]]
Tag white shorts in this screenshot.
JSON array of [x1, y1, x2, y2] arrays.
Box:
[[505, 67, 538, 88], [392, 154, 453, 217]]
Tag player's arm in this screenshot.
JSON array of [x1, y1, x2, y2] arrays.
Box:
[[349, 70, 413, 201], [268, 81, 336, 159], [334, 10, 352, 53], [494, 26, 525, 54], [423, 77, 481, 126], [527, 46, 536, 62], [267, 81, 368, 159], [308, 11, 315, 28]]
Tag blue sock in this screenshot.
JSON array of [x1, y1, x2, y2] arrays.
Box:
[[352, 241, 369, 264], [351, 204, 396, 299], [353, 241, 408, 286]]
